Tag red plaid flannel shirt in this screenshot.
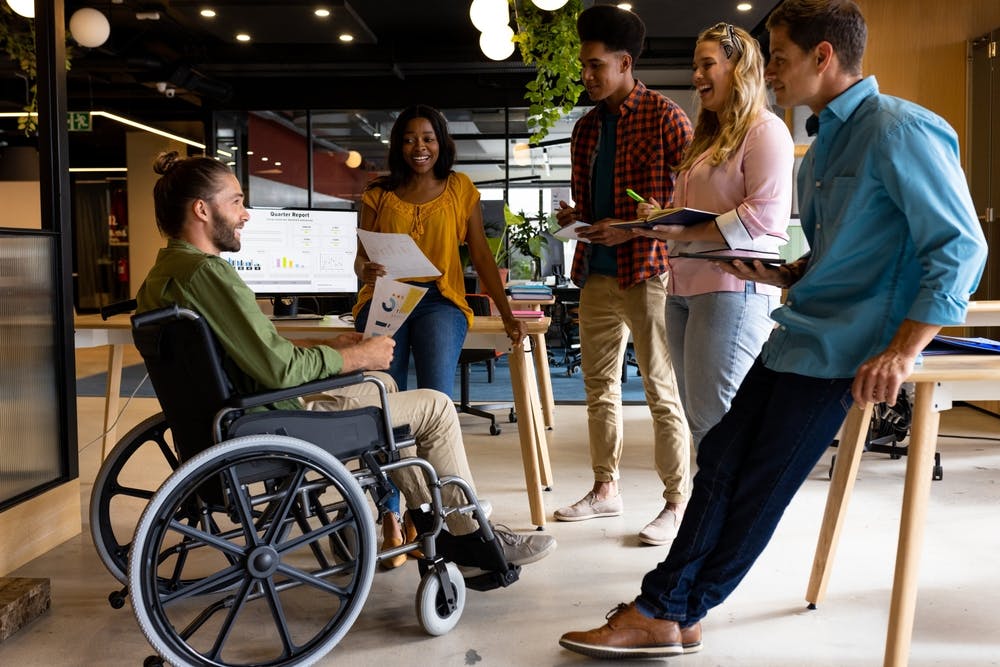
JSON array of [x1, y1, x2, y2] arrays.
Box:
[[569, 81, 692, 289]]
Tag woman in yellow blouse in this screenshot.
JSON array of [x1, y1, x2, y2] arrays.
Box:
[[353, 105, 525, 564], [354, 105, 524, 391]]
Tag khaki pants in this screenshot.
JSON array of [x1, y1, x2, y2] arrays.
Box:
[[578, 274, 691, 504], [303, 372, 478, 535]]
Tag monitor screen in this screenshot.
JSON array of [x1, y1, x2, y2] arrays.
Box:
[[222, 208, 358, 296]]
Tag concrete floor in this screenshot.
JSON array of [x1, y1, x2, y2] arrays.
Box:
[[2, 347, 1000, 666]]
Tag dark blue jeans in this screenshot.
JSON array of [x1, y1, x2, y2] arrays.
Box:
[[635, 358, 853, 626], [355, 282, 468, 394]]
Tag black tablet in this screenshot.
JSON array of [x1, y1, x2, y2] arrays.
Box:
[[677, 252, 786, 265]]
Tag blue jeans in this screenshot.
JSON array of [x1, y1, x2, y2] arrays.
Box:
[[355, 282, 468, 394], [666, 286, 777, 447], [635, 359, 853, 626]]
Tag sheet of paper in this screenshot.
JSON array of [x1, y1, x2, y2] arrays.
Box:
[[362, 278, 428, 339], [357, 229, 442, 279], [553, 221, 591, 243]]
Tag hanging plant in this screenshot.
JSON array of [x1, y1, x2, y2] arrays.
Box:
[[0, 5, 74, 135], [511, 0, 583, 144]]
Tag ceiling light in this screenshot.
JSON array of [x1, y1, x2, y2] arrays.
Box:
[[200, 8, 217, 18], [5, 0, 33, 18], [274, 161, 282, 166], [69, 167, 128, 173], [617, 3, 633, 10], [315, 8, 331, 17], [530, 0, 570, 10], [469, 0, 509, 32], [69, 8, 111, 48], [345, 151, 363, 168], [737, 2, 753, 10], [373, 131, 381, 138], [381, 139, 389, 144], [479, 25, 515, 61], [339, 33, 354, 42], [235, 33, 251, 42], [261, 156, 269, 162], [246, 151, 254, 156]]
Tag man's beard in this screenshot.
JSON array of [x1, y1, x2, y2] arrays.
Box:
[[209, 209, 241, 253]]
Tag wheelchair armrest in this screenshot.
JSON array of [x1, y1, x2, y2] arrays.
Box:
[[226, 372, 367, 410], [100, 298, 137, 320]]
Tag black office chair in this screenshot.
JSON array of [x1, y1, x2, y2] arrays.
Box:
[[455, 294, 515, 435]]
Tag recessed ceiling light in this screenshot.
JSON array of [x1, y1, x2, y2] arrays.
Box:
[[381, 139, 389, 144], [274, 161, 282, 166], [246, 151, 254, 156], [261, 156, 269, 162], [339, 33, 354, 42], [200, 8, 216, 18], [236, 33, 251, 42], [737, 2, 752, 11], [315, 8, 331, 17]]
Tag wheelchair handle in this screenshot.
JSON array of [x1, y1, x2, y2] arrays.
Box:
[[131, 305, 201, 330], [100, 298, 137, 320]]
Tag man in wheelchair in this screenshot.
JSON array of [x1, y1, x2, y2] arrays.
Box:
[[138, 151, 555, 582]]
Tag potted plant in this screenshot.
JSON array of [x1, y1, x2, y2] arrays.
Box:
[[510, 0, 584, 144], [501, 204, 557, 281]]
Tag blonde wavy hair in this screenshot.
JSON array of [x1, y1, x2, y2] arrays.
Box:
[[676, 23, 768, 173]]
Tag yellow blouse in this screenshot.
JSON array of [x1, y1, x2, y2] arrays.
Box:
[[354, 171, 480, 325]]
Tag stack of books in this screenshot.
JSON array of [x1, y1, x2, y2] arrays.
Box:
[[507, 283, 552, 319], [507, 283, 553, 301]]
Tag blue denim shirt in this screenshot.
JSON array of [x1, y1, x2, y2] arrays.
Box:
[[761, 77, 987, 378]]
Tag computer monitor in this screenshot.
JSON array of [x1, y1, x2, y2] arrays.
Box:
[[222, 208, 358, 309]]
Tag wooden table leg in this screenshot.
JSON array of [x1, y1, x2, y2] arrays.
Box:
[[101, 343, 124, 460], [520, 342, 554, 490], [529, 332, 556, 430], [508, 343, 547, 528], [884, 382, 939, 667], [806, 401, 873, 607]]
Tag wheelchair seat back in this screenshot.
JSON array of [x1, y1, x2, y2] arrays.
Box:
[[131, 306, 234, 464]]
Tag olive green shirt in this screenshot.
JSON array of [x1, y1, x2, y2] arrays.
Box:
[[136, 238, 344, 410]]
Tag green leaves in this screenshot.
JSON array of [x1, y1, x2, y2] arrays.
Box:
[[511, 0, 584, 144]]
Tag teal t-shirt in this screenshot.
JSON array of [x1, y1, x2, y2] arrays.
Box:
[[589, 110, 619, 277]]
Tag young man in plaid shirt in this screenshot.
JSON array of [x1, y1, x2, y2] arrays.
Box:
[[554, 5, 694, 546]]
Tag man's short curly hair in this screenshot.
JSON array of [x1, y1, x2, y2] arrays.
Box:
[[577, 5, 646, 61]]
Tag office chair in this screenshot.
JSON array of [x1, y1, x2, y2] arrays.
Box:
[[455, 294, 515, 435]]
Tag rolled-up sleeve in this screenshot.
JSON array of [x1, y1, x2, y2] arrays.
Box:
[[716, 117, 794, 252], [878, 117, 988, 326]]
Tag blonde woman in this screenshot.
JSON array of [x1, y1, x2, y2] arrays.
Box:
[[635, 23, 793, 452]]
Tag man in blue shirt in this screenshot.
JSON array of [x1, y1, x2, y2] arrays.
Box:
[[558, 0, 987, 659]]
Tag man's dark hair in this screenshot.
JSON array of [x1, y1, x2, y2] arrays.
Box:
[[368, 104, 456, 192], [577, 5, 645, 62], [766, 0, 867, 75], [152, 151, 233, 238]]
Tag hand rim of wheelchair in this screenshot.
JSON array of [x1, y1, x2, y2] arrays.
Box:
[[128, 434, 377, 667]]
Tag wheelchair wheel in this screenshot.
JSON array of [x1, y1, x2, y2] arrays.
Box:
[[90, 413, 180, 584], [415, 561, 466, 636], [129, 435, 377, 667]]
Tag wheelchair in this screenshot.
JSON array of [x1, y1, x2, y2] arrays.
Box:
[[89, 304, 519, 667]]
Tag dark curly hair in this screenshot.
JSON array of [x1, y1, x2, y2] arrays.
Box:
[[152, 151, 234, 238], [366, 105, 456, 192], [577, 5, 645, 62]]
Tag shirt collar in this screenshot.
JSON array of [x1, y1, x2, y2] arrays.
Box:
[[820, 75, 878, 128], [606, 79, 646, 117]]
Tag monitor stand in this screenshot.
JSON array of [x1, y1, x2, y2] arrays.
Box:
[[272, 295, 299, 317]]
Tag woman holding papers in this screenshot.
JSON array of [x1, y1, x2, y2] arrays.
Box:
[[634, 23, 793, 446], [353, 105, 525, 562]]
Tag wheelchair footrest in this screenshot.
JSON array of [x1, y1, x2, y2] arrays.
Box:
[[464, 564, 521, 592]]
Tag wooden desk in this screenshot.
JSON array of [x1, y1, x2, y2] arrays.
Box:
[[74, 313, 557, 528], [807, 336, 1000, 665]]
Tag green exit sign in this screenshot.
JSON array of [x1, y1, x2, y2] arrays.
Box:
[[67, 112, 92, 132]]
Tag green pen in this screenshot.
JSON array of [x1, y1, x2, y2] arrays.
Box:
[[625, 188, 646, 203]]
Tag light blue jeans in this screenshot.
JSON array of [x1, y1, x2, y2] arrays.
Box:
[[666, 286, 777, 447]]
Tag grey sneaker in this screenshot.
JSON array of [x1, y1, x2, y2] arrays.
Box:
[[459, 524, 556, 577], [638, 503, 684, 546], [554, 491, 624, 522]]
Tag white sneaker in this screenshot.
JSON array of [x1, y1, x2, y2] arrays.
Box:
[[638, 503, 684, 546], [554, 491, 624, 522]]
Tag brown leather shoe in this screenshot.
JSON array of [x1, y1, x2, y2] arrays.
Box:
[[559, 603, 684, 659], [680, 621, 702, 654]]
